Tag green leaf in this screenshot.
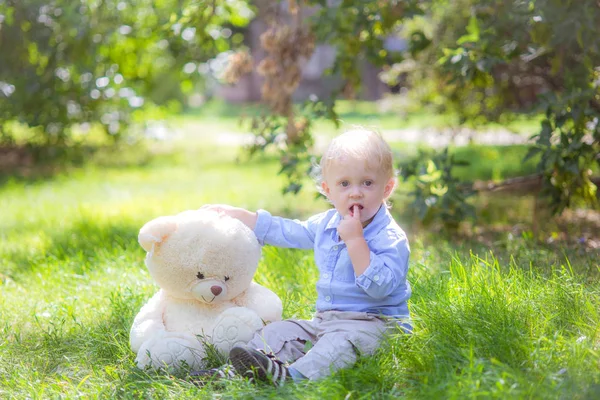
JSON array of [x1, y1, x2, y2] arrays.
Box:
[[303, 340, 314, 352], [523, 146, 542, 163], [426, 159, 437, 175], [431, 184, 449, 196], [457, 16, 480, 45], [419, 170, 442, 183]]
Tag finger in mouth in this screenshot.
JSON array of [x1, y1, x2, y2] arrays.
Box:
[[348, 204, 363, 216]]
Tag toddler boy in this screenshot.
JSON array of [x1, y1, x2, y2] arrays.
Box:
[[200, 129, 412, 385]]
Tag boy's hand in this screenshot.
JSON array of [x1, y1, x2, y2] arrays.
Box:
[[200, 204, 258, 230], [338, 205, 364, 243], [338, 206, 370, 275], [200, 204, 240, 216]]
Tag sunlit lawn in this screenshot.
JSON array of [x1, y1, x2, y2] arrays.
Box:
[[0, 108, 599, 399], [175, 99, 543, 138]]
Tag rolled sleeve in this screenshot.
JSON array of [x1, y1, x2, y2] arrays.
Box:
[[253, 209, 273, 245], [355, 233, 410, 299]]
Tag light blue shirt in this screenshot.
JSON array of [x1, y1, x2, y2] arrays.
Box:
[[253, 205, 411, 319]]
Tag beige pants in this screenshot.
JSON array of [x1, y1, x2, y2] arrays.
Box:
[[247, 310, 400, 380]]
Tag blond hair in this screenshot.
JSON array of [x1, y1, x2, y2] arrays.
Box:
[[314, 128, 397, 198]]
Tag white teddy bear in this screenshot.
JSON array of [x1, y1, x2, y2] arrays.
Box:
[[130, 209, 283, 371]]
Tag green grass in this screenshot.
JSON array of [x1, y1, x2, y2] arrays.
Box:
[[450, 144, 540, 182], [176, 99, 542, 137], [1, 113, 599, 399]]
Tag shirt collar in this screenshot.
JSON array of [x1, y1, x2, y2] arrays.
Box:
[[324, 204, 391, 240], [363, 204, 391, 238], [324, 210, 341, 231]]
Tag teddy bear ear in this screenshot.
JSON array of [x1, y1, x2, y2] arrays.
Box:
[[138, 216, 178, 252]]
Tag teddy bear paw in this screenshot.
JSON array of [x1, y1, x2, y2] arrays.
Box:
[[211, 307, 264, 355], [136, 334, 207, 371]]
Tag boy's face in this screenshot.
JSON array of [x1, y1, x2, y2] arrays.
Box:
[[321, 156, 395, 227]]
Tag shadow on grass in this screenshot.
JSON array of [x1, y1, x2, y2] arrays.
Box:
[[2, 217, 141, 279], [420, 232, 599, 279], [395, 190, 600, 278], [0, 142, 164, 187]]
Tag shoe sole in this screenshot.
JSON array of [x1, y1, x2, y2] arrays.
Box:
[[230, 346, 270, 382]]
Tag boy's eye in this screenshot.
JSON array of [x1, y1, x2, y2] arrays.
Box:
[[197, 272, 205, 280], [364, 180, 373, 187], [340, 181, 349, 187]]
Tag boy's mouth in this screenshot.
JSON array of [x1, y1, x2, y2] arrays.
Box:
[[348, 204, 364, 217]]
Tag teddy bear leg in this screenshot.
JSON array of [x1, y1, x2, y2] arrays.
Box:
[[136, 333, 207, 371], [211, 307, 264, 356]]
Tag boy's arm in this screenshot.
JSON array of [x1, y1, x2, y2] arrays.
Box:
[[200, 204, 258, 229], [253, 209, 317, 249], [353, 234, 409, 299], [339, 206, 409, 299], [344, 237, 370, 275], [201, 204, 317, 249]]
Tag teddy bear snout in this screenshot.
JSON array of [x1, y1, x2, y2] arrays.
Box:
[[191, 279, 228, 303]]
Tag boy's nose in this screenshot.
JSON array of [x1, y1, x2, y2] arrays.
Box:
[[349, 187, 363, 198]]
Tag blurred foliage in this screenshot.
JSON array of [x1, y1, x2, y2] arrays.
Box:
[[308, 0, 424, 91], [239, 0, 424, 194], [243, 99, 336, 194], [241, 0, 599, 229], [399, 147, 476, 230], [0, 0, 253, 146], [2, 0, 599, 229], [413, 0, 600, 215]]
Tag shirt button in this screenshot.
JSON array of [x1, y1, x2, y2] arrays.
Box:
[[374, 275, 380, 281], [325, 296, 331, 302], [333, 245, 339, 250], [323, 273, 329, 279]]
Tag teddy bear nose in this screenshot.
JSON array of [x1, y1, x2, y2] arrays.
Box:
[[210, 286, 223, 296]]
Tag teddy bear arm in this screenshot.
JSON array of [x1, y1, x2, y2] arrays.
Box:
[[234, 282, 283, 324], [130, 290, 168, 352]]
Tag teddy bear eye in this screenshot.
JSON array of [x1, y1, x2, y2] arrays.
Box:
[[197, 272, 205, 280], [224, 276, 230, 281]]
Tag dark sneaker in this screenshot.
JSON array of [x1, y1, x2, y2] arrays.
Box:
[[189, 365, 236, 386], [229, 345, 292, 386]]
